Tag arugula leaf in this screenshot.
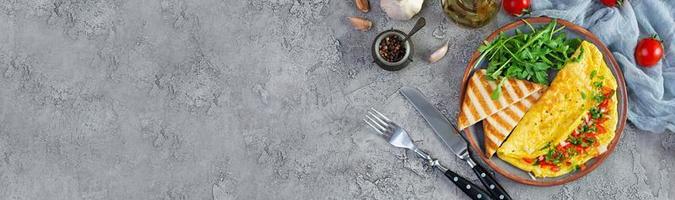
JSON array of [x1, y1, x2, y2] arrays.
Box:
[[483, 21, 583, 98], [532, 62, 549, 71], [491, 78, 507, 100], [534, 71, 548, 84]]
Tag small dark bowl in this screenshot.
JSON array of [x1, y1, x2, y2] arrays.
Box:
[[372, 29, 413, 71]]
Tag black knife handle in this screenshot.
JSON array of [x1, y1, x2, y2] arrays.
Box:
[[444, 169, 492, 200], [470, 160, 512, 200]]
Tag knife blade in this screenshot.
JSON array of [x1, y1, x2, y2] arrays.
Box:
[[398, 86, 468, 158], [399, 86, 512, 200]]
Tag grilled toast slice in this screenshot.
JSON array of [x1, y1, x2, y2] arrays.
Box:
[[457, 69, 545, 130]]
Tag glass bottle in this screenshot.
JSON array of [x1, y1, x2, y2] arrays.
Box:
[[441, 0, 500, 28]]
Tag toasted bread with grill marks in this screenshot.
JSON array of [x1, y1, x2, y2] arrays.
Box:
[[457, 70, 545, 130]]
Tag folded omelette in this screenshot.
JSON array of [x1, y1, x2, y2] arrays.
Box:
[[497, 41, 618, 177]]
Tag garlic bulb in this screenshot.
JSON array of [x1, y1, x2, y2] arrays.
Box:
[[380, 0, 423, 20]]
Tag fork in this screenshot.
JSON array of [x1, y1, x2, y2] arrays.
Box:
[[364, 108, 492, 200]]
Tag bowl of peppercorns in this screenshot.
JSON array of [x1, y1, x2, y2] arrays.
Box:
[[372, 29, 413, 71]]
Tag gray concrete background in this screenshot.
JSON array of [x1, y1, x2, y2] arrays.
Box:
[[0, 0, 673, 199]]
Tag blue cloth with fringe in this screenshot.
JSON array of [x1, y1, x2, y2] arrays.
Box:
[[497, 0, 675, 133]]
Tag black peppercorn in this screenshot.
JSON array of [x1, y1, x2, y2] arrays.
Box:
[[379, 35, 406, 62]]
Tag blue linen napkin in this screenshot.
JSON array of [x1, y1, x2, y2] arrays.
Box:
[[497, 0, 675, 133]]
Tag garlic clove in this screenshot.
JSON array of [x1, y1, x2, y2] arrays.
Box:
[[428, 41, 449, 63], [348, 16, 372, 31], [355, 0, 370, 13]]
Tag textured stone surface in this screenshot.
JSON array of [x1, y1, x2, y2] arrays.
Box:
[[0, 0, 672, 199]]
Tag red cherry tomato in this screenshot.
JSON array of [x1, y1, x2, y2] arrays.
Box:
[[575, 146, 584, 154], [596, 124, 606, 134], [539, 162, 552, 168], [599, 99, 609, 110], [635, 36, 664, 67], [502, 0, 530, 16], [600, 0, 622, 7], [550, 165, 560, 172]]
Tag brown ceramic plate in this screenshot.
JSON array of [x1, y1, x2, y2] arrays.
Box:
[[459, 17, 628, 186]]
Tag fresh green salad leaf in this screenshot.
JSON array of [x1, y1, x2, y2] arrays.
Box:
[[477, 20, 582, 98]]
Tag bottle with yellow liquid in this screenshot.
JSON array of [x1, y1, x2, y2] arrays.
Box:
[[442, 0, 500, 28]]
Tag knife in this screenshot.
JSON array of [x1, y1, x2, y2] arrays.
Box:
[[400, 86, 512, 200]]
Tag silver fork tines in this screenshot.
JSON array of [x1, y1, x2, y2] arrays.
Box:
[[364, 109, 392, 137], [363, 108, 416, 151]]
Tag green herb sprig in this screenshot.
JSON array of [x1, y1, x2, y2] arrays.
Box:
[[477, 20, 582, 99]]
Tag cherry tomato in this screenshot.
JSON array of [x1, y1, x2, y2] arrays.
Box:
[[635, 36, 664, 67], [600, 0, 622, 7], [550, 165, 560, 172], [522, 157, 533, 163], [575, 146, 584, 154], [556, 145, 565, 151], [599, 99, 609, 110], [539, 162, 552, 168], [502, 0, 530, 16], [602, 87, 614, 96], [596, 124, 606, 134]]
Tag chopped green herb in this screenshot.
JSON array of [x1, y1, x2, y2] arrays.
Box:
[[540, 142, 551, 150], [546, 149, 555, 161], [590, 70, 597, 79], [579, 124, 596, 133], [580, 91, 587, 99], [566, 147, 578, 156], [593, 93, 606, 103], [590, 107, 603, 119]]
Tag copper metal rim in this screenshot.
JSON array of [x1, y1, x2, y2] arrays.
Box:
[[459, 17, 628, 186]]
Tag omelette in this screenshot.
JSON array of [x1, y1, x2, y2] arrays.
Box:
[[497, 41, 618, 177]]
